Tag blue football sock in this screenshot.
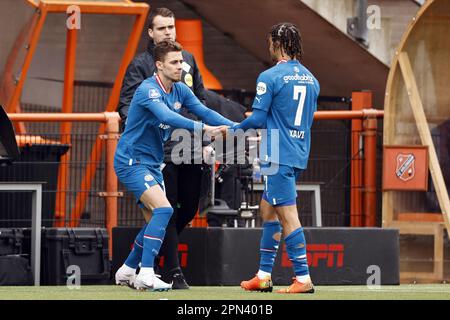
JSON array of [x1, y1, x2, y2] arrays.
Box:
[[285, 227, 310, 277], [141, 207, 174, 268], [124, 222, 147, 269], [259, 221, 282, 273]]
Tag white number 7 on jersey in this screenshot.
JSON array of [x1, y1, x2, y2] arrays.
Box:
[[293, 85, 307, 126]]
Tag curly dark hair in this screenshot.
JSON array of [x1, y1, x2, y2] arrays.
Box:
[[269, 23, 303, 61]]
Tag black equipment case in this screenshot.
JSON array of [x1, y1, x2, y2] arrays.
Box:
[[0, 255, 33, 285], [40, 228, 111, 285], [0, 229, 32, 285]]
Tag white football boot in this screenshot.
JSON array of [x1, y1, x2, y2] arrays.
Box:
[[134, 273, 172, 292], [115, 264, 136, 288]]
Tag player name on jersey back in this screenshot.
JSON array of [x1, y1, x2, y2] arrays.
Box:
[[289, 129, 305, 139]]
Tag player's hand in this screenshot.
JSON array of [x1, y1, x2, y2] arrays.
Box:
[[211, 125, 230, 138], [203, 125, 219, 140], [203, 124, 215, 135], [203, 125, 229, 140]]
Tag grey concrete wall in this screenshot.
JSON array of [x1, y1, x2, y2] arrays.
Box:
[[369, 0, 420, 64], [302, 0, 356, 34], [301, 0, 420, 66]]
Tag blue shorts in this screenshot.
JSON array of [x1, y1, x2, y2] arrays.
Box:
[[260, 163, 303, 207], [114, 162, 165, 207]]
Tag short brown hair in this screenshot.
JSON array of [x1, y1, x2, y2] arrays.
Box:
[[148, 7, 175, 29], [153, 40, 183, 63]]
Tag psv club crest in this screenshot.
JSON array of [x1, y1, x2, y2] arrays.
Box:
[[395, 153, 415, 182]]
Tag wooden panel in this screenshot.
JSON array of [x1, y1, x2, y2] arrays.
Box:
[[382, 0, 450, 232], [398, 51, 450, 235], [389, 221, 442, 235], [397, 213, 444, 223]]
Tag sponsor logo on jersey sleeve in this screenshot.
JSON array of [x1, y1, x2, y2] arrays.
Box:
[[144, 174, 154, 182], [256, 82, 267, 95], [159, 123, 171, 130], [149, 88, 161, 99]]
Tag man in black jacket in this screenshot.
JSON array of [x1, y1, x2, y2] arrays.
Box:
[[118, 10, 206, 121], [117, 7, 209, 290]]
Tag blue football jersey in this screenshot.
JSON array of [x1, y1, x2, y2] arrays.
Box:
[[115, 77, 192, 166], [253, 60, 320, 169], [115, 75, 232, 166]]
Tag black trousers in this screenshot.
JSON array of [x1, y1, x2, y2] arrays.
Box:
[[158, 162, 204, 274]]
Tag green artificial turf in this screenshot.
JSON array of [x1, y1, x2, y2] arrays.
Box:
[[0, 284, 448, 300]]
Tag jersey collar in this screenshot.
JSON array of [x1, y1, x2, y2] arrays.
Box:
[[277, 59, 288, 65], [155, 74, 169, 94]]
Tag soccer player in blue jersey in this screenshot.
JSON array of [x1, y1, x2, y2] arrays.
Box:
[[236, 23, 319, 293], [114, 40, 233, 291]]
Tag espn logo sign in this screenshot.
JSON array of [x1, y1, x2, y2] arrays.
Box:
[[282, 244, 344, 268], [178, 244, 188, 267], [158, 244, 189, 268]]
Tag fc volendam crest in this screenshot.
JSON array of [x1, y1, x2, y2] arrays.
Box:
[[395, 153, 415, 182]]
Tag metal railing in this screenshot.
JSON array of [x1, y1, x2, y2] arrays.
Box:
[[4, 109, 384, 256]]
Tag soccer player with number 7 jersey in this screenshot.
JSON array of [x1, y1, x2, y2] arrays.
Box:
[[232, 22, 320, 293]]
